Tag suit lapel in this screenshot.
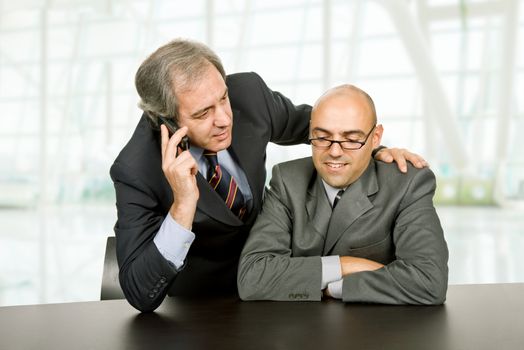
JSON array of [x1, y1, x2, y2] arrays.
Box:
[[305, 174, 332, 240], [195, 108, 256, 227], [323, 161, 378, 254], [229, 108, 261, 210], [196, 172, 243, 226]]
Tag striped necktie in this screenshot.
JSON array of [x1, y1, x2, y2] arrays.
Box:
[[204, 151, 246, 219]]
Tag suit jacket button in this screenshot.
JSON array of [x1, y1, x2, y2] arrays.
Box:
[[159, 277, 167, 284], [148, 293, 155, 299], [152, 288, 159, 293]]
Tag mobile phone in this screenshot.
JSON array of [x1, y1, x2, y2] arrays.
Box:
[[158, 116, 190, 151]]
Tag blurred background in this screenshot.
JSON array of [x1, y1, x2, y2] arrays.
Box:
[[0, 0, 523, 306]]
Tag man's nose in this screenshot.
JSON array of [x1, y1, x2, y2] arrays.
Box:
[[328, 142, 344, 157], [214, 105, 231, 127]]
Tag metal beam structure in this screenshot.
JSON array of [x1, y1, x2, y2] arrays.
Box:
[[345, 0, 364, 84], [206, 0, 214, 46], [415, 0, 439, 164], [233, 0, 252, 72], [0, 0, 522, 208], [322, 0, 331, 90], [38, 0, 49, 306], [425, 0, 509, 20], [379, 0, 468, 170], [494, 0, 520, 204]]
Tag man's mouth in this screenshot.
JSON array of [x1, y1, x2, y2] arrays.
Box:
[[214, 130, 229, 139], [325, 162, 347, 169]]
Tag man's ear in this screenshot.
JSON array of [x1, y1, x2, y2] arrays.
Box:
[[372, 124, 384, 149]]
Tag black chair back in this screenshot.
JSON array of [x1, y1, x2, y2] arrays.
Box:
[[100, 236, 125, 300]]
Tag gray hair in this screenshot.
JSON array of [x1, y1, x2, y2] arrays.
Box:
[[135, 38, 226, 125]]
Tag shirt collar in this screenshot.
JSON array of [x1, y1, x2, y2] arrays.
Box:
[[321, 180, 347, 207], [189, 144, 204, 162]]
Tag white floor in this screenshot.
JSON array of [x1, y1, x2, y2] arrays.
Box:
[[0, 205, 523, 307]]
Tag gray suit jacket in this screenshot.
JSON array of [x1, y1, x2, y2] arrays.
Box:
[[238, 157, 448, 304]]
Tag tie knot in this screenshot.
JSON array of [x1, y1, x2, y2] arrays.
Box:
[[333, 189, 345, 208], [203, 151, 218, 167]]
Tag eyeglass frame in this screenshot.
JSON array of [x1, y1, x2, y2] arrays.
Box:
[[308, 124, 377, 150]]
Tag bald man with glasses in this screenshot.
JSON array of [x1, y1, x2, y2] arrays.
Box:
[[238, 84, 448, 304]]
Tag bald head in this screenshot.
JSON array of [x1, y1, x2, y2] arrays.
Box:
[[309, 84, 383, 188], [313, 84, 377, 126]]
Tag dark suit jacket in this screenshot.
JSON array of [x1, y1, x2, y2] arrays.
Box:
[[110, 72, 311, 311], [238, 157, 449, 305]]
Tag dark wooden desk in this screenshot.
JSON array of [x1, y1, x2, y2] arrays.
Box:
[[1, 283, 523, 350]]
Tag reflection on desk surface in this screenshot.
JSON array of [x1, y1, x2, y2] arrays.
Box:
[[0, 283, 523, 350]]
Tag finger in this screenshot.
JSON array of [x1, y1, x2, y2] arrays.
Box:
[[413, 157, 426, 168], [394, 150, 408, 173], [405, 153, 429, 169], [165, 126, 189, 161], [177, 145, 189, 157], [190, 165, 199, 176], [375, 149, 394, 163], [166, 158, 199, 189], [416, 156, 429, 168], [160, 124, 169, 161], [171, 150, 198, 174], [383, 153, 394, 163]]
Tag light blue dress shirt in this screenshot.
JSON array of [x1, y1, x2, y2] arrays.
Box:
[[154, 145, 253, 269], [153, 148, 343, 299]]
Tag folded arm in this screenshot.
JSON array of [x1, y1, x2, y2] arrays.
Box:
[[338, 168, 449, 305], [111, 161, 178, 312], [237, 166, 323, 301]]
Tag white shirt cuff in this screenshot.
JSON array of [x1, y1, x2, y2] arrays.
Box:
[[327, 280, 343, 299], [153, 213, 195, 269], [321, 255, 342, 289]]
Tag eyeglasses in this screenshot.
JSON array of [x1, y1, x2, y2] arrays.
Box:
[[309, 125, 376, 150]]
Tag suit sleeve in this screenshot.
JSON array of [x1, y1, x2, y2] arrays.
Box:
[[250, 72, 311, 146], [110, 160, 178, 312], [237, 165, 322, 301], [342, 167, 449, 305]]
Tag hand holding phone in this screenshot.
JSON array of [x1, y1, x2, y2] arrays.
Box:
[[158, 116, 199, 229], [158, 116, 190, 151]]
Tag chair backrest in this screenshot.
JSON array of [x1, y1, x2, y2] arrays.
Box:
[[100, 236, 126, 300]]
